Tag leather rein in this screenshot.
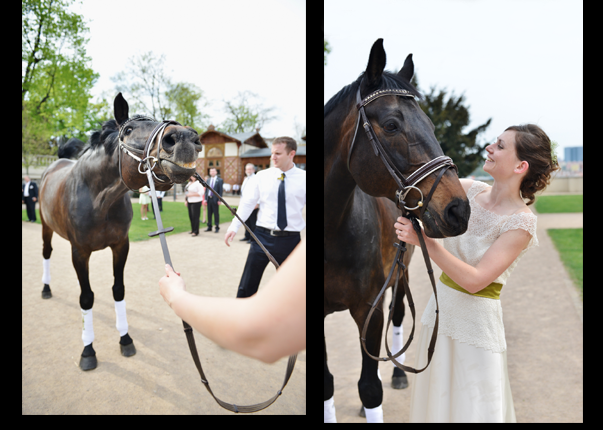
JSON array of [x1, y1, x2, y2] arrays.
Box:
[[348, 82, 457, 373], [118, 117, 297, 413]]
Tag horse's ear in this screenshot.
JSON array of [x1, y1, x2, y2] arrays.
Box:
[[398, 54, 414, 82], [114, 93, 129, 126], [364, 39, 386, 89]]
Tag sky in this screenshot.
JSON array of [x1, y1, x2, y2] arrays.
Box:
[[69, 0, 306, 139], [324, 0, 582, 161]]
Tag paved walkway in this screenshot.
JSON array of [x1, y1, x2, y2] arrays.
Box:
[[324, 210, 583, 423]]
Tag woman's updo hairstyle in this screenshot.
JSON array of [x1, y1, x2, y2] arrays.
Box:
[[506, 124, 560, 206]]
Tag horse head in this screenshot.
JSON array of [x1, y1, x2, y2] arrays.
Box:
[[347, 39, 470, 238], [114, 93, 202, 191]]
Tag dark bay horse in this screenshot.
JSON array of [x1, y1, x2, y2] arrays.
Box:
[[39, 93, 202, 370], [324, 39, 471, 422]]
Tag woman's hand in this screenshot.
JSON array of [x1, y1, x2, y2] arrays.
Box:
[[159, 264, 187, 308], [394, 216, 423, 247]]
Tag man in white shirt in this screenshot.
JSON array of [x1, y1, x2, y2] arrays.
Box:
[[225, 136, 306, 298]]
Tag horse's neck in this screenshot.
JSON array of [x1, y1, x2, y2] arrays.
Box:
[[73, 149, 129, 214], [324, 155, 358, 239]]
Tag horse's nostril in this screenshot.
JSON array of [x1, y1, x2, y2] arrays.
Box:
[[445, 199, 470, 234], [162, 134, 176, 152]]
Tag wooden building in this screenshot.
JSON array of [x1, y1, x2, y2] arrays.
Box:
[[197, 125, 306, 193]]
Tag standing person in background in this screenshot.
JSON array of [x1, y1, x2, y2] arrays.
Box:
[[139, 185, 151, 221], [204, 168, 223, 233], [185, 175, 204, 237], [240, 163, 259, 243], [22, 175, 39, 222]]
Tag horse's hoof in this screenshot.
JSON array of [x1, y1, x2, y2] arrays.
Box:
[[392, 367, 409, 389], [80, 355, 97, 370], [359, 405, 365, 418], [80, 343, 97, 371], [119, 333, 136, 357], [41, 284, 52, 299], [392, 375, 409, 389], [120, 341, 136, 357]]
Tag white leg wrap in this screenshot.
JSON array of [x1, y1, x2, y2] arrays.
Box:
[[364, 404, 384, 423], [114, 299, 128, 337], [324, 396, 337, 423], [42, 258, 51, 284], [81, 308, 94, 346], [391, 324, 406, 366]]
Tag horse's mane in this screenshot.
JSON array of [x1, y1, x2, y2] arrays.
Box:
[[86, 114, 155, 156], [324, 71, 422, 120]]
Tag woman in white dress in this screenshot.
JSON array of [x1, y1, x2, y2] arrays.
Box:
[[394, 124, 559, 423]]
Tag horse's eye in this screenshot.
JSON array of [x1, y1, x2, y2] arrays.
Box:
[[125, 127, 133, 136], [384, 122, 397, 132]]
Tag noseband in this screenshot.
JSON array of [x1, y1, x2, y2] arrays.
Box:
[[117, 116, 182, 191], [347, 83, 458, 213], [349, 82, 459, 374]]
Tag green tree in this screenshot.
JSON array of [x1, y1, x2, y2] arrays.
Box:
[[22, 0, 99, 158], [164, 82, 210, 131], [413, 75, 491, 178], [111, 52, 212, 131], [111, 51, 173, 120], [221, 91, 277, 134], [324, 39, 331, 67]]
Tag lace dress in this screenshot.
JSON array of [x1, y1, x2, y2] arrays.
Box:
[[409, 181, 538, 423]]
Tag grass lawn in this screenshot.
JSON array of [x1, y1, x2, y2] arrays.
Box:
[[22, 201, 237, 242]]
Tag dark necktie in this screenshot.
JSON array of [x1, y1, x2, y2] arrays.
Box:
[[277, 173, 287, 231]]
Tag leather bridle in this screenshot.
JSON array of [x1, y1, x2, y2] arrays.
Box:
[[348, 84, 457, 211], [118, 116, 297, 413], [350, 82, 457, 374], [117, 117, 180, 191]]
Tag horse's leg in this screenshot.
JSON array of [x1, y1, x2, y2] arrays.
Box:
[[390, 268, 409, 389], [41, 215, 53, 299], [71, 245, 97, 371], [111, 239, 135, 357], [351, 302, 384, 423], [324, 323, 337, 423]]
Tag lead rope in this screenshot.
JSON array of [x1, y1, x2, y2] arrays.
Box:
[[360, 166, 449, 373], [145, 167, 297, 413]]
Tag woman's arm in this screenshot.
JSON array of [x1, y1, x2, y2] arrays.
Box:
[[160, 238, 306, 363], [423, 228, 531, 292], [394, 217, 531, 293]]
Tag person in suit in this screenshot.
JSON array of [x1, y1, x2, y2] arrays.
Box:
[[224, 136, 306, 298], [204, 168, 223, 233], [22, 175, 39, 222]]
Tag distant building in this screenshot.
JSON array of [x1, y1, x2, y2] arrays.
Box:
[[197, 125, 306, 189], [564, 146, 583, 162]]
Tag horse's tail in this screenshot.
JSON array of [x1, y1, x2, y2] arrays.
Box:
[[58, 138, 85, 159]]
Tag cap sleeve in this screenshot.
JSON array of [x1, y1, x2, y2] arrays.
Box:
[[467, 180, 490, 200], [501, 212, 539, 250]]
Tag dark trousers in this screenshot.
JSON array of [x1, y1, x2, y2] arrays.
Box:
[[243, 208, 259, 240], [236, 228, 301, 298], [150, 197, 163, 219], [206, 196, 219, 229], [24, 196, 36, 222], [187, 201, 202, 234]]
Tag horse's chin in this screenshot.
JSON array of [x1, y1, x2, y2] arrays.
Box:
[[420, 211, 447, 239], [159, 159, 197, 184]]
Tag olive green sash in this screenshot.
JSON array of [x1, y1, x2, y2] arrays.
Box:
[[439, 272, 503, 300]]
